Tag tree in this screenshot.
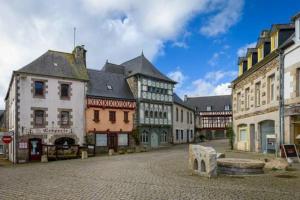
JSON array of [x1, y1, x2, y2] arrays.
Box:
[[226, 125, 235, 150]]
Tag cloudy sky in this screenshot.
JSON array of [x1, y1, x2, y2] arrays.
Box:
[[0, 0, 299, 109]]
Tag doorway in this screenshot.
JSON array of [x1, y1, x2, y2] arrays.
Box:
[[108, 133, 117, 152], [259, 120, 275, 153], [29, 138, 42, 161], [250, 124, 255, 152], [151, 132, 159, 148]]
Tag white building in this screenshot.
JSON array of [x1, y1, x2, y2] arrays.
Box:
[[283, 13, 300, 146], [172, 94, 194, 144], [5, 46, 88, 163]]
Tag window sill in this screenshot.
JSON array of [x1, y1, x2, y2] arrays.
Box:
[[60, 97, 71, 101], [93, 120, 100, 123], [33, 95, 45, 99]]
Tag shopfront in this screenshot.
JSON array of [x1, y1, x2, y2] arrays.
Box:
[[95, 132, 129, 153]]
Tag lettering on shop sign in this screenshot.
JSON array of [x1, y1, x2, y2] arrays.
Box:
[[87, 98, 136, 109], [19, 142, 28, 149], [28, 128, 72, 135]]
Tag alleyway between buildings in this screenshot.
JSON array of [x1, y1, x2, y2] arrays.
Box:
[[0, 140, 299, 200]]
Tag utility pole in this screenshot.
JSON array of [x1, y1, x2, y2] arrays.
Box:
[[279, 49, 285, 156], [73, 27, 76, 48]]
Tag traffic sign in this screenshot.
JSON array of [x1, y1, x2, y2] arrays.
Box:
[[2, 135, 12, 144]]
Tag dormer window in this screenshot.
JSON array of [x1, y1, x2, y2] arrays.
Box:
[[206, 106, 212, 111], [224, 105, 230, 111], [271, 31, 278, 52], [258, 44, 264, 62], [107, 84, 113, 90]]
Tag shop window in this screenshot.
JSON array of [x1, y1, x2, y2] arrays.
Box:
[[118, 134, 128, 146], [96, 134, 107, 146], [109, 111, 116, 123], [124, 111, 129, 123], [60, 84, 70, 99], [61, 111, 70, 126], [141, 131, 149, 143], [34, 110, 45, 127], [161, 131, 167, 143], [94, 110, 99, 122], [34, 81, 45, 96]]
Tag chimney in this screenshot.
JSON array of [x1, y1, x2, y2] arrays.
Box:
[[184, 95, 188, 102], [73, 45, 87, 67], [292, 12, 300, 43]]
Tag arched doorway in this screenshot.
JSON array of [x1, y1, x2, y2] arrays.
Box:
[[193, 159, 198, 170], [55, 137, 75, 146], [259, 120, 275, 153], [151, 132, 159, 148]]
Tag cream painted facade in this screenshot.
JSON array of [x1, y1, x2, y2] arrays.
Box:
[[283, 15, 300, 146], [233, 54, 280, 152], [172, 103, 194, 144]]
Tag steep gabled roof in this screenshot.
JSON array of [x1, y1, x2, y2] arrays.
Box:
[[173, 94, 193, 110], [121, 54, 176, 83], [186, 95, 232, 112], [101, 62, 125, 75], [17, 50, 89, 81], [87, 69, 134, 100]]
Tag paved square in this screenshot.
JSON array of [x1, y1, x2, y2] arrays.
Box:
[[0, 140, 299, 200]]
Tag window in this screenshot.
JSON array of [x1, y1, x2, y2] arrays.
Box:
[[237, 93, 241, 112], [159, 112, 162, 118], [96, 134, 107, 146], [245, 88, 250, 110], [161, 131, 167, 143], [145, 110, 149, 117], [163, 112, 167, 119], [239, 129, 247, 142], [118, 134, 128, 146], [268, 74, 275, 102], [181, 130, 184, 140], [154, 111, 158, 118], [61, 111, 70, 126], [176, 130, 179, 140], [34, 110, 45, 127], [109, 111, 116, 123], [141, 131, 149, 143], [60, 84, 70, 98], [206, 106, 212, 111], [150, 111, 153, 118], [124, 111, 129, 123], [176, 108, 178, 121], [181, 110, 183, 123], [224, 105, 230, 111], [190, 130, 193, 138], [107, 84, 113, 90], [187, 111, 189, 123], [255, 82, 261, 107], [190, 112, 192, 124], [94, 110, 99, 122], [34, 81, 44, 96]]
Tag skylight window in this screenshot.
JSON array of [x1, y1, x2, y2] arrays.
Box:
[[107, 84, 113, 90]]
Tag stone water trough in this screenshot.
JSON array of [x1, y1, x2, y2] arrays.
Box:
[[217, 158, 265, 175]]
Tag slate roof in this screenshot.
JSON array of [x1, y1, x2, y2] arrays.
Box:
[[101, 62, 125, 75], [121, 54, 176, 83], [17, 50, 89, 81], [173, 94, 193, 110], [186, 95, 232, 112], [87, 69, 134, 100]]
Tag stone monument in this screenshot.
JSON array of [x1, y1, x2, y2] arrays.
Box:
[[188, 144, 217, 178]]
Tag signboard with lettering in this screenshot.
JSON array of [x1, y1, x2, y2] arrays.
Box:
[[282, 144, 300, 162], [27, 128, 72, 135], [19, 142, 28, 149]]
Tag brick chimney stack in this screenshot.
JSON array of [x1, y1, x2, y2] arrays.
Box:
[[73, 45, 87, 67]]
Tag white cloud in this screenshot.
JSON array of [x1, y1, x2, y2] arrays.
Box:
[[237, 42, 256, 57], [168, 68, 187, 89], [0, 0, 244, 109], [172, 69, 236, 98], [200, 0, 244, 36]]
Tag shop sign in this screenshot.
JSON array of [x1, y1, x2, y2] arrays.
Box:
[[282, 144, 300, 162], [28, 128, 72, 135], [2, 136, 12, 144]]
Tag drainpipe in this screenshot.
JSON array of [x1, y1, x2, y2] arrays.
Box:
[[279, 50, 284, 155]]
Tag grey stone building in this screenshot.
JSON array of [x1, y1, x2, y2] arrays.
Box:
[[102, 53, 176, 148]]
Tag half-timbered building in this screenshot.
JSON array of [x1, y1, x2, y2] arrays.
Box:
[[85, 64, 136, 153], [186, 95, 232, 140]]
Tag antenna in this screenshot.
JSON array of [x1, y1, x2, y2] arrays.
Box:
[[73, 27, 76, 48]]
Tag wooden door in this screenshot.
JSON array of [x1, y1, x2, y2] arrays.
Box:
[[108, 134, 117, 152]]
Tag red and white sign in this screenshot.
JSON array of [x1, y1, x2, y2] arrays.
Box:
[[2, 136, 12, 144]]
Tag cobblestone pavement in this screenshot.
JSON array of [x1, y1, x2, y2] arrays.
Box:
[[0, 140, 300, 200]]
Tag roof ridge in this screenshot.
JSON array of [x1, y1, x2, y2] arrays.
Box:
[[48, 50, 73, 55]]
